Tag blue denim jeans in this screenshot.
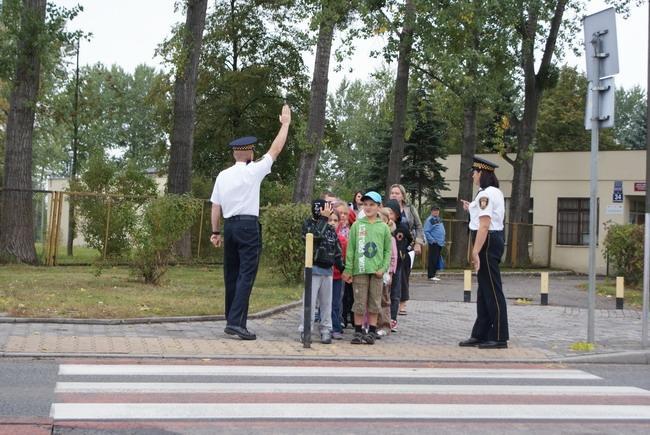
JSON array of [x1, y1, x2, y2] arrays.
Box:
[[331, 278, 343, 333]]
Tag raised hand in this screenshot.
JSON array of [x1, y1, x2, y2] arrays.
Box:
[[279, 104, 291, 126]]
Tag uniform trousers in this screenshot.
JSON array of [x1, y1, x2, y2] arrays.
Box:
[[471, 230, 509, 342], [223, 215, 262, 329]]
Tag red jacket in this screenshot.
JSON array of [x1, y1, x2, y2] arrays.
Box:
[[333, 228, 348, 280]]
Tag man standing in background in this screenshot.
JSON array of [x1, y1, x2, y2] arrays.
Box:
[[424, 205, 445, 282]]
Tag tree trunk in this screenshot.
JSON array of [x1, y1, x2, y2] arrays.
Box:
[[386, 0, 416, 192], [506, 134, 534, 266], [67, 37, 80, 257], [506, 0, 567, 267], [167, 0, 208, 258], [450, 101, 477, 267], [292, 13, 335, 203], [0, 0, 46, 264]]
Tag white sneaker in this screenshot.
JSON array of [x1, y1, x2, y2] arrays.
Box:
[[430, 276, 441, 282]]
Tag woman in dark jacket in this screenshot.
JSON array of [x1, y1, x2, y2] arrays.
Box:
[[388, 184, 424, 315]]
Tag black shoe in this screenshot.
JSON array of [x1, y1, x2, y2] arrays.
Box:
[[224, 325, 257, 340], [478, 340, 508, 349], [458, 337, 482, 347]]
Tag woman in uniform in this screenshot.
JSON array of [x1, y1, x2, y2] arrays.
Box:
[[458, 157, 509, 349]]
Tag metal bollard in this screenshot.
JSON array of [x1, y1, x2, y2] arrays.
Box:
[[540, 272, 549, 306], [464, 270, 472, 302], [616, 276, 624, 310], [303, 233, 314, 348]]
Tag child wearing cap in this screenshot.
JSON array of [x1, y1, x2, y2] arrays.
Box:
[[341, 191, 392, 345]]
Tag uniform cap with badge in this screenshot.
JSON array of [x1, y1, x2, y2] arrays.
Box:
[[228, 136, 257, 151], [470, 156, 498, 172]]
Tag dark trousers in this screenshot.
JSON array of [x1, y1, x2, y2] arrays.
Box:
[[223, 216, 262, 329], [427, 243, 442, 278], [342, 281, 354, 327], [471, 231, 509, 342], [399, 252, 412, 302], [390, 257, 404, 320]]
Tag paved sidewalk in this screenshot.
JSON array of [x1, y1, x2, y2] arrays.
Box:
[[1, 274, 649, 363]]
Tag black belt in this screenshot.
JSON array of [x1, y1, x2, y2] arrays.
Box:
[[225, 215, 258, 222], [471, 230, 504, 235]]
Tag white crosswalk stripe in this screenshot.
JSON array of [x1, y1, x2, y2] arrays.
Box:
[[50, 364, 650, 421], [57, 364, 602, 379], [55, 382, 649, 396]]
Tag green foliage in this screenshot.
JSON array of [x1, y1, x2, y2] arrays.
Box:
[[260, 203, 310, 283], [602, 223, 644, 285], [156, 0, 309, 184], [615, 86, 647, 150], [131, 194, 202, 285], [400, 88, 449, 208], [364, 86, 449, 207], [326, 71, 395, 194], [74, 156, 157, 257], [536, 66, 617, 151]]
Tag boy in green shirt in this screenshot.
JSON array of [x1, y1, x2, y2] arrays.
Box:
[[341, 191, 392, 345]]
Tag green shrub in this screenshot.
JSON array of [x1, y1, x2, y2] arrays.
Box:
[[131, 194, 202, 284], [602, 223, 644, 285], [260, 203, 310, 283], [74, 157, 157, 257]]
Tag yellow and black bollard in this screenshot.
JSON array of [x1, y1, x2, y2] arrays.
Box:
[[464, 270, 472, 302], [540, 272, 549, 306], [616, 276, 624, 310], [303, 233, 314, 348]]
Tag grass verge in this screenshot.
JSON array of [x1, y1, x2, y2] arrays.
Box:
[[578, 278, 643, 308], [0, 265, 302, 319]]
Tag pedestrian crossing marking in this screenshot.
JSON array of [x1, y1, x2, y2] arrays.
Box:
[[58, 364, 601, 380], [52, 364, 650, 422], [50, 403, 650, 420], [54, 382, 650, 396]]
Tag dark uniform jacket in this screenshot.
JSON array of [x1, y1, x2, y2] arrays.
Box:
[[302, 217, 345, 272]]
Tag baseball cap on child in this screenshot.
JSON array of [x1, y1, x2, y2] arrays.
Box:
[[361, 191, 382, 204]]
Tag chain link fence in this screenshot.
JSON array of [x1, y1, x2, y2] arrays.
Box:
[[2, 189, 219, 265]]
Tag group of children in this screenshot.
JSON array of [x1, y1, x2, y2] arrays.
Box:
[[299, 190, 413, 345]]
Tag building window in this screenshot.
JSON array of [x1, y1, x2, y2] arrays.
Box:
[[557, 198, 598, 245], [629, 197, 645, 225]]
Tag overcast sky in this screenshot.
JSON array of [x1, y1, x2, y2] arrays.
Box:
[[54, 0, 648, 91]]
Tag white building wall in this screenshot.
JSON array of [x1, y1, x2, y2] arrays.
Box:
[[441, 150, 646, 274]]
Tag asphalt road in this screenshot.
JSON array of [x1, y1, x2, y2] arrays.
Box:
[[2, 358, 650, 434]]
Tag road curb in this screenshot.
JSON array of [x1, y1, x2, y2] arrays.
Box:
[[2, 349, 648, 364], [0, 301, 301, 325], [556, 349, 650, 364]]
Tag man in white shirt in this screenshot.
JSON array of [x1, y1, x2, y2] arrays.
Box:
[[209, 104, 291, 340]]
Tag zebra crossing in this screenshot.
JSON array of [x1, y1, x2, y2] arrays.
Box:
[[50, 363, 650, 421]]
